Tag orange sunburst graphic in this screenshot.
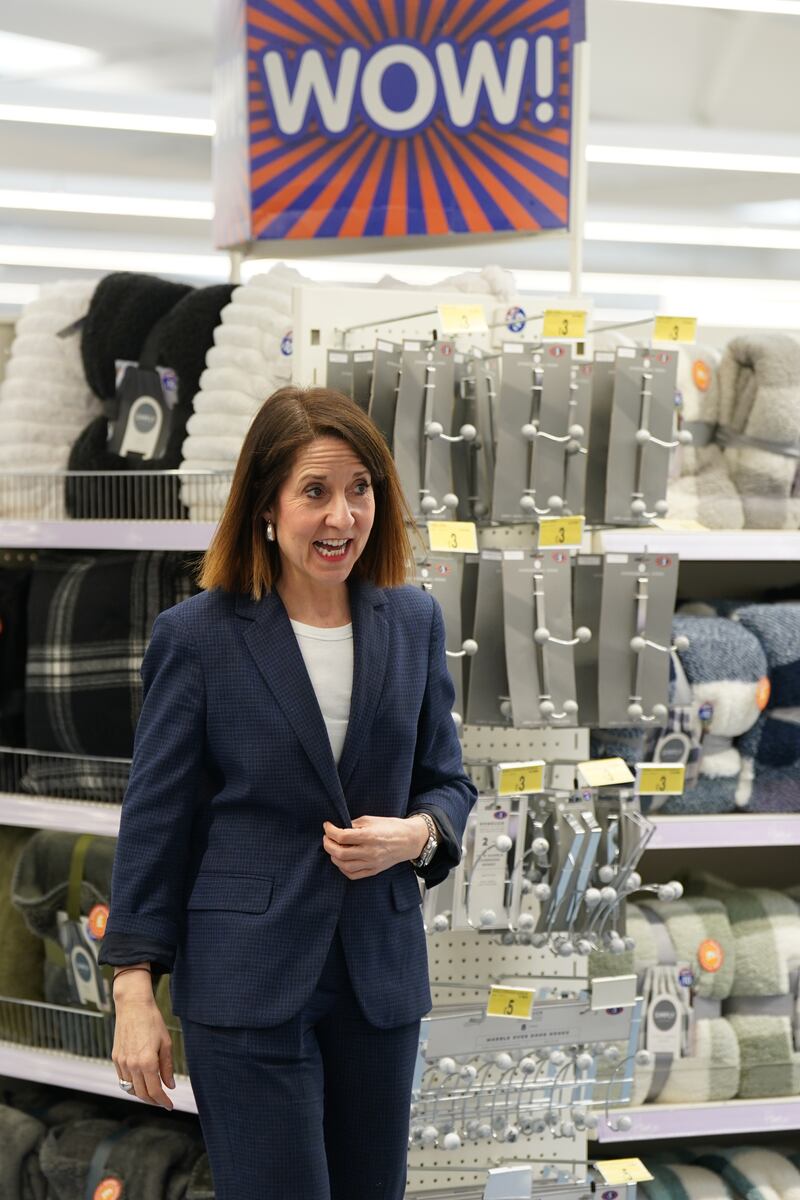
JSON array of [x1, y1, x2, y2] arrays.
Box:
[[245, 0, 584, 240]]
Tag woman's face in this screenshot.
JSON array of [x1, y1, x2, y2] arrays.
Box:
[[266, 435, 376, 590]]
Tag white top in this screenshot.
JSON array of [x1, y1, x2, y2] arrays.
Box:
[[289, 619, 353, 764]]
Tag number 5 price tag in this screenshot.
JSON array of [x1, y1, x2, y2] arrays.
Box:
[[537, 514, 585, 549], [543, 309, 586, 339], [497, 760, 545, 796], [635, 762, 686, 795], [427, 521, 479, 554], [487, 986, 535, 1019]]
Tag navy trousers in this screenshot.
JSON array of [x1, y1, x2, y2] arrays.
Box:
[[181, 925, 421, 1200]]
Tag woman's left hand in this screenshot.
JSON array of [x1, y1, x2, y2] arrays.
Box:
[[322, 815, 427, 879]]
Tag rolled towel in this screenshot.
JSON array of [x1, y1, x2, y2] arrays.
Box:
[[205, 340, 288, 383], [69, 281, 234, 518], [689, 880, 800, 1098], [668, 345, 745, 529], [693, 1147, 800, 1200], [0, 1104, 48, 1200], [39, 1118, 203, 1200], [0, 280, 100, 519], [24, 551, 197, 758], [184, 410, 254, 441], [716, 333, 800, 529], [734, 603, 800, 812], [181, 435, 245, 464], [190, 389, 262, 418]]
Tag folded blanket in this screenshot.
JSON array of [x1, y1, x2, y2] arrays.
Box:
[[735, 603, 800, 811], [186, 1153, 215, 1199], [11, 831, 116, 1013], [641, 1161, 733, 1200], [0, 828, 46, 1017], [68, 279, 234, 518], [0, 1104, 48, 1200], [689, 880, 800, 1098], [0, 281, 100, 519], [40, 1117, 203, 1200], [590, 898, 739, 1106], [24, 551, 197, 757], [693, 1147, 800, 1200], [716, 333, 800, 529], [660, 614, 767, 813], [667, 345, 745, 530], [19, 754, 130, 805], [0, 566, 31, 746]]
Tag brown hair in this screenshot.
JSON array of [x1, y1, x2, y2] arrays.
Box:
[[199, 386, 417, 598]]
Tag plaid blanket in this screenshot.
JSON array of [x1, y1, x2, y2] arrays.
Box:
[[0, 566, 31, 747], [25, 551, 198, 758]]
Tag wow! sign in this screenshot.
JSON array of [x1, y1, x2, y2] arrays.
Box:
[[216, 0, 585, 244]]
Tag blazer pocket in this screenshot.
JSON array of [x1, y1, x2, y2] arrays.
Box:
[[391, 870, 423, 912], [186, 872, 274, 914]]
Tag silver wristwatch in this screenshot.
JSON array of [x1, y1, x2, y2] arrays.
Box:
[[409, 812, 438, 868]]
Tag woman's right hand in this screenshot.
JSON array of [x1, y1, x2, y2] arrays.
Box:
[[111, 972, 176, 1110]]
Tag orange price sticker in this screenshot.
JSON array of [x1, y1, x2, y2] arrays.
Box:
[[698, 938, 724, 973], [87, 903, 109, 941], [94, 1179, 123, 1200]]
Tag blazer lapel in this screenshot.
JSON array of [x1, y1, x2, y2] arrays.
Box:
[[337, 577, 389, 793], [237, 590, 350, 826]]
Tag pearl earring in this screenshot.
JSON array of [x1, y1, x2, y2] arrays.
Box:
[[266, 520, 276, 542]]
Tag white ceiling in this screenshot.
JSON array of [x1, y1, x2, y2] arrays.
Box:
[[0, 0, 798, 325]]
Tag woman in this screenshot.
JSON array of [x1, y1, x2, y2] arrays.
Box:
[[98, 386, 477, 1199]]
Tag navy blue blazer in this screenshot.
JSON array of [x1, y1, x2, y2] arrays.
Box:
[[98, 577, 476, 1029]]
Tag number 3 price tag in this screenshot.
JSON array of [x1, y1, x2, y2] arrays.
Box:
[[497, 760, 545, 796], [543, 309, 586, 339], [654, 316, 697, 344], [635, 762, 686, 795], [438, 303, 489, 334], [537, 514, 585, 549], [427, 521, 479, 554], [487, 986, 535, 1019]]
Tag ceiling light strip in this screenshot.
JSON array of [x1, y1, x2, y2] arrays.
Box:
[[0, 190, 214, 220], [587, 145, 800, 174], [0, 104, 214, 137]]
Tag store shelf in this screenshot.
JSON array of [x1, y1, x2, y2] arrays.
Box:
[[0, 1041, 197, 1112], [594, 1096, 800, 1142], [0, 520, 216, 551], [591, 526, 800, 561], [0, 792, 121, 835], [647, 812, 800, 850]]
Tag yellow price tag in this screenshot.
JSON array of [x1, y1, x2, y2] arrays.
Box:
[[595, 1160, 653, 1186], [538, 514, 585, 549], [427, 520, 478, 554], [636, 762, 686, 796], [438, 303, 489, 334], [577, 758, 635, 788], [654, 315, 697, 344], [543, 309, 586, 339], [497, 761, 545, 796], [486, 986, 535, 1019]]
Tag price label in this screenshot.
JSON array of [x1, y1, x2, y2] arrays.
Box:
[[427, 521, 479, 554], [438, 303, 489, 334], [538, 514, 585, 549], [636, 762, 686, 795], [654, 316, 697, 344], [577, 758, 635, 788], [486, 986, 535, 1019], [543, 309, 586, 339], [595, 1160, 653, 1186], [497, 760, 545, 796]]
